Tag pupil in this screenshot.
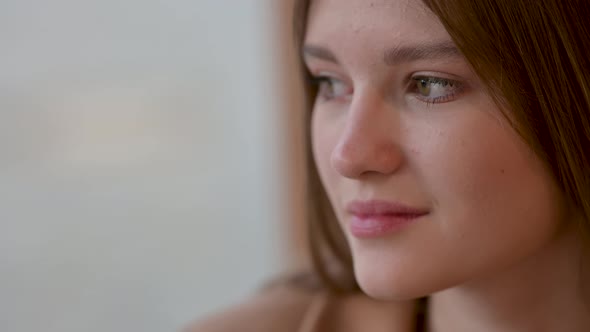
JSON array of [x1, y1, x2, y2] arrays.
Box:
[[419, 79, 430, 95]]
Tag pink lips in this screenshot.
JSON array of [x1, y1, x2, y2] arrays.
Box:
[[346, 200, 429, 238]]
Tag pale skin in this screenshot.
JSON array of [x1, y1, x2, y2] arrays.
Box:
[[304, 0, 590, 331]]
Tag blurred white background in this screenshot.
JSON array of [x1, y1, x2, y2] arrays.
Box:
[[0, 1, 301, 331]]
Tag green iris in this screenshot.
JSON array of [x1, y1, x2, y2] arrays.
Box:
[[417, 78, 432, 96]]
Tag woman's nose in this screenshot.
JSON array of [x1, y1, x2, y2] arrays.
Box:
[[330, 92, 403, 179]]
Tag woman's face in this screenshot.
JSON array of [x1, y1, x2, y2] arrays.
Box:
[[305, 0, 568, 299]]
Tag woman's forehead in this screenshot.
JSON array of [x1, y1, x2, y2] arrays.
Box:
[[304, 0, 452, 63], [306, 0, 434, 31]]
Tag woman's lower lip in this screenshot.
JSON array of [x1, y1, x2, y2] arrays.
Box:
[[349, 214, 425, 238]]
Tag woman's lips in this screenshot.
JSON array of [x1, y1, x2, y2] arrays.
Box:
[[346, 200, 429, 238]]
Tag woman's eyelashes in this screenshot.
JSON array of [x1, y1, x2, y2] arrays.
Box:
[[309, 72, 465, 105], [410, 76, 464, 105], [310, 75, 352, 101]]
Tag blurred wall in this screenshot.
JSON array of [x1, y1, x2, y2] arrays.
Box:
[[0, 1, 292, 331]]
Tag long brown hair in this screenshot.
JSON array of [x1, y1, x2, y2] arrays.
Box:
[[293, 0, 590, 293]]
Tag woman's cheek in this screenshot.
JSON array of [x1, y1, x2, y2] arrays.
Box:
[[414, 110, 564, 268]]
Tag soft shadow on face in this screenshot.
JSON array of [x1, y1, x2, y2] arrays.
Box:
[[304, 0, 568, 300]]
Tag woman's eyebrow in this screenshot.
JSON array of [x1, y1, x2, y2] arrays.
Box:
[[302, 45, 339, 64], [383, 41, 462, 65], [302, 41, 461, 66]]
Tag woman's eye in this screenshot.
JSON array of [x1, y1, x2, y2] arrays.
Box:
[[411, 76, 463, 104], [310, 76, 351, 101]]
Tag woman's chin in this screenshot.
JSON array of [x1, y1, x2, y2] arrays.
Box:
[[356, 275, 426, 301], [353, 259, 447, 301]]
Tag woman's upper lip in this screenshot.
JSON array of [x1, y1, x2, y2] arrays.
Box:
[[346, 199, 430, 216]]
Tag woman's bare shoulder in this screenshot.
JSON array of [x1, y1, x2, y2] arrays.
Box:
[[184, 274, 324, 332]]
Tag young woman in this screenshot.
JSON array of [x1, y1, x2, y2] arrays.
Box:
[[189, 0, 590, 331]]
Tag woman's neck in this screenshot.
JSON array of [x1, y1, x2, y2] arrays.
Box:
[[427, 224, 590, 332]]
